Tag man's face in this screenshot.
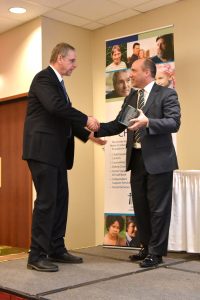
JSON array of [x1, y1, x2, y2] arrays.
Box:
[[114, 71, 131, 96], [133, 45, 140, 56], [156, 38, 166, 58], [112, 49, 121, 65], [60, 49, 77, 76], [127, 223, 137, 236], [130, 59, 147, 88]]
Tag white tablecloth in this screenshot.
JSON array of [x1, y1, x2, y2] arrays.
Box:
[[168, 170, 200, 253]]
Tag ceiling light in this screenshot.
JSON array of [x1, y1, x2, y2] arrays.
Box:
[[9, 7, 26, 14]]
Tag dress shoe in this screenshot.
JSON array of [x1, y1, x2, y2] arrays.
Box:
[[27, 259, 58, 272], [129, 247, 148, 261], [48, 252, 83, 264], [140, 254, 163, 268]]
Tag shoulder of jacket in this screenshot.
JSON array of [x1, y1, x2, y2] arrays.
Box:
[[129, 88, 137, 96], [34, 67, 58, 83], [154, 83, 177, 95], [33, 67, 49, 78]]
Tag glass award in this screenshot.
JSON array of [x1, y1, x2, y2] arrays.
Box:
[[118, 105, 139, 127]]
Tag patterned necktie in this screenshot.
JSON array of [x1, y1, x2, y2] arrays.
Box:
[[137, 89, 145, 110], [61, 80, 69, 103], [134, 89, 145, 143]]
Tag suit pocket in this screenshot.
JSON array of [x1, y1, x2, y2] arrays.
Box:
[[36, 129, 54, 135], [151, 135, 172, 149]]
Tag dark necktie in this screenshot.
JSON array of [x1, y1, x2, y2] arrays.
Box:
[[61, 80, 72, 137], [61, 80, 69, 103], [134, 89, 145, 143], [137, 89, 145, 110]]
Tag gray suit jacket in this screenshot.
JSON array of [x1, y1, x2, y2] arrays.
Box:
[[95, 83, 181, 174]]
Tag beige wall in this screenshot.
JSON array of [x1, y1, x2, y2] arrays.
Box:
[[92, 0, 200, 244], [0, 18, 42, 98], [42, 17, 95, 249]]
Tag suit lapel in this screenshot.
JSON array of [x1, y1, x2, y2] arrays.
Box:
[[126, 89, 138, 108], [125, 89, 137, 140], [47, 66, 61, 85], [143, 83, 160, 114], [47, 66, 71, 105]]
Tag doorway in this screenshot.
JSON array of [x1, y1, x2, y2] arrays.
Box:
[[0, 96, 32, 248]]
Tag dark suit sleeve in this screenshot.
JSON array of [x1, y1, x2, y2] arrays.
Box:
[[94, 102, 127, 138], [95, 119, 125, 137], [71, 121, 90, 142], [30, 73, 87, 126], [148, 88, 181, 135], [94, 92, 137, 137]]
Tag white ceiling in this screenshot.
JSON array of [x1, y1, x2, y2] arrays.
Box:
[[0, 0, 181, 34]]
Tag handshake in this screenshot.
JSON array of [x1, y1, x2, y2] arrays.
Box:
[[86, 116, 106, 146], [87, 116, 100, 132]]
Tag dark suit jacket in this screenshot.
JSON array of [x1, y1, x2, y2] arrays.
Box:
[[95, 83, 181, 174], [23, 66, 89, 169]]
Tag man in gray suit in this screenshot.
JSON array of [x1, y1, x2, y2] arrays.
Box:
[[95, 58, 181, 268]]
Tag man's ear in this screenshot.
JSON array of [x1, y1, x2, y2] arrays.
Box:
[[145, 69, 150, 78], [57, 54, 63, 63]]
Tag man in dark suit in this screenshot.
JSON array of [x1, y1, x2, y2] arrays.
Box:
[[23, 43, 100, 272], [95, 58, 181, 268]]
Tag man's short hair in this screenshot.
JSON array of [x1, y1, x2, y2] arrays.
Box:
[[143, 58, 157, 78], [126, 217, 136, 231], [133, 42, 140, 49], [50, 43, 75, 63]]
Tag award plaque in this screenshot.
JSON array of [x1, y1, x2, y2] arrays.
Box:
[[118, 105, 139, 127]]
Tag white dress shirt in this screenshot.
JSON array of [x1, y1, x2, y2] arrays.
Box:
[[133, 81, 155, 149]]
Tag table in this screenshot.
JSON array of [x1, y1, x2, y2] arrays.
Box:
[[168, 170, 200, 253]]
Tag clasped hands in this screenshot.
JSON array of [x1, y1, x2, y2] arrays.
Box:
[[87, 116, 100, 132], [87, 116, 107, 146], [128, 109, 149, 131]]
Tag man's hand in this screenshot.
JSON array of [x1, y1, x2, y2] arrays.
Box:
[[128, 109, 149, 131], [87, 116, 100, 132], [89, 132, 107, 145]]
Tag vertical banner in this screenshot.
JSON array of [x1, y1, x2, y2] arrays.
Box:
[[103, 26, 175, 248]]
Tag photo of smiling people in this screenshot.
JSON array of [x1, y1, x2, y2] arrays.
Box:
[[155, 62, 175, 89], [104, 215, 126, 246], [106, 70, 132, 99], [127, 40, 150, 68], [106, 44, 127, 72], [125, 216, 141, 248], [150, 33, 174, 64]]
